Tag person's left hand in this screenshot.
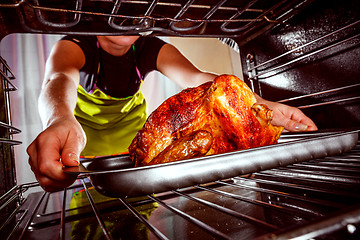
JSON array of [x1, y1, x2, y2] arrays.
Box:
[[256, 95, 318, 132]]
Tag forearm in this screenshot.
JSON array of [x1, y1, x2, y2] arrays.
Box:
[[254, 93, 268, 105], [157, 44, 218, 88], [183, 71, 218, 88], [162, 59, 217, 89], [39, 73, 79, 129]]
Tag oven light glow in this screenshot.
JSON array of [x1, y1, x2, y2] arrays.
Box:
[[347, 224, 357, 234], [265, 74, 293, 89]]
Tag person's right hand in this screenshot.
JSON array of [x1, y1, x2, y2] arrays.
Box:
[[27, 116, 86, 192]]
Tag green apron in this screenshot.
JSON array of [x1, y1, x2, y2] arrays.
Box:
[[71, 86, 156, 240], [75, 85, 147, 157]]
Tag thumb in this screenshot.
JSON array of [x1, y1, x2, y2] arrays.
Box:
[[61, 125, 86, 167], [61, 142, 84, 167], [62, 152, 80, 167]]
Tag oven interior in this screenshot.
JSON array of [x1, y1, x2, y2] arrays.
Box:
[[0, 0, 360, 239]]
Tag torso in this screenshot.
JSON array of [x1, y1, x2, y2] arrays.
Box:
[[61, 35, 166, 98], [61, 35, 166, 156]]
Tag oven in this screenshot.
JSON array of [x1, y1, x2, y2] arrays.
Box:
[[0, 0, 360, 239]]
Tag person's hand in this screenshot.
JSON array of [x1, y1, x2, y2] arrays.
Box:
[[27, 117, 86, 192], [256, 95, 318, 132]]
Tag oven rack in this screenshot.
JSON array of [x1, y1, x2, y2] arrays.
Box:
[[0, 51, 21, 203], [245, 19, 360, 110], [2, 138, 360, 240], [0, 57, 17, 92], [0, 0, 314, 40], [0, 57, 21, 144]]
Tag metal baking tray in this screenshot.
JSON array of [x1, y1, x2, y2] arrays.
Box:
[[64, 129, 359, 198]]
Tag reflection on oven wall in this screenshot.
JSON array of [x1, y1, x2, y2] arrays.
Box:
[[239, 0, 360, 130], [0, 35, 241, 186]]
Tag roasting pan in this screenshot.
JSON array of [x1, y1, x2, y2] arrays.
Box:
[[64, 129, 359, 198]]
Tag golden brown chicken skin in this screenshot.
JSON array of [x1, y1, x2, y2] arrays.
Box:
[[129, 75, 283, 167]]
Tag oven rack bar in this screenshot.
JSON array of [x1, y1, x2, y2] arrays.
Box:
[[148, 194, 231, 240], [59, 189, 66, 240], [234, 176, 360, 200], [216, 179, 345, 209], [259, 204, 360, 240], [0, 0, 277, 24], [277, 83, 360, 103], [218, 0, 278, 34], [0, 0, 312, 37], [0, 122, 22, 145], [0, 57, 17, 92], [195, 184, 323, 219], [0, 182, 43, 240], [0, 56, 21, 148], [247, 19, 360, 73], [297, 96, 360, 109], [245, 20, 360, 109], [32, 0, 82, 28], [119, 196, 169, 240], [0, 138, 22, 145], [168, 0, 228, 33], [247, 30, 360, 81], [0, 121, 21, 135], [81, 179, 113, 240], [173, 188, 277, 231]]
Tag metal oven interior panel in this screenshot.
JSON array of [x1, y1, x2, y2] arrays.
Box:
[[238, 0, 360, 130]]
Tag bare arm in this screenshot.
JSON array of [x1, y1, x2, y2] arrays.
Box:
[[156, 43, 218, 88], [27, 40, 87, 192], [39, 40, 83, 127]]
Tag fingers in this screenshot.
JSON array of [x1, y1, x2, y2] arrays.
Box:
[[299, 116, 318, 131], [287, 108, 318, 131], [27, 135, 77, 192], [270, 103, 318, 132], [26, 121, 85, 192], [284, 119, 310, 132]]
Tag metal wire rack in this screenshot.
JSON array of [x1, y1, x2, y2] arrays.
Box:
[[0, 57, 21, 145], [2, 138, 359, 240], [0, 0, 315, 39], [0, 53, 21, 203]]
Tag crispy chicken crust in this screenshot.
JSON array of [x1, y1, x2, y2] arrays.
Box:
[[129, 75, 283, 166]]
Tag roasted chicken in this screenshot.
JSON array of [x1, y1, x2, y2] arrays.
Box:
[[129, 75, 283, 166]]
